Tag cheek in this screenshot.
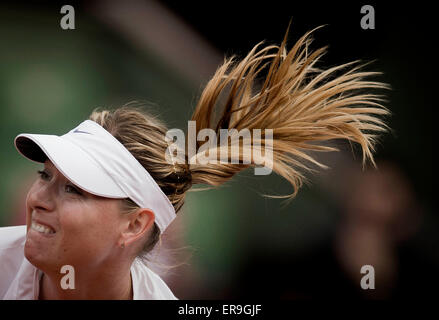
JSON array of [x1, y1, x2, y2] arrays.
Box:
[[59, 203, 121, 253], [25, 182, 40, 227]]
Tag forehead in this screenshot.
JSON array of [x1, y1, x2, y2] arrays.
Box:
[[44, 159, 62, 175], [44, 159, 67, 179], [44, 159, 55, 168]]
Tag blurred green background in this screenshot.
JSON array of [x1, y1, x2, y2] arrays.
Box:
[[0, 1, 436, 299]]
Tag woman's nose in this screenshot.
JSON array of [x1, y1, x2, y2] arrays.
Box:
[[27, 181, 56, 212]]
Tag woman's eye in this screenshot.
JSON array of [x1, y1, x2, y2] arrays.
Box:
[[65, 184, 82, 195], [37, 170, 50, 180]]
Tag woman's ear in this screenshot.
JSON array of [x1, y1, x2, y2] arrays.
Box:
[[120, 208, 155, 247]]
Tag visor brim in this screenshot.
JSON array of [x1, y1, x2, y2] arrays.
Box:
[[15, 134, 127, 199]]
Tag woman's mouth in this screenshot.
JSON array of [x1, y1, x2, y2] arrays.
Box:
[[31, 221, 56, 235]]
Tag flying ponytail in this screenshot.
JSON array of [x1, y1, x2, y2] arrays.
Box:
[[87, 24, 390, 260], [187, 23, 390, 200]]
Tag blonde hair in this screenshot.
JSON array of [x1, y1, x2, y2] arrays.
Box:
[[89, 105, 191, 259], [90, 24, 390, 256]]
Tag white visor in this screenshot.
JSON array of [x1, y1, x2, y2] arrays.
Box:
[[14, 119, 176, 233]]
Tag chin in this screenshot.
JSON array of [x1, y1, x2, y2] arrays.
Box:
[[24, 237, 55, 274], [24, 239, 42, 267]]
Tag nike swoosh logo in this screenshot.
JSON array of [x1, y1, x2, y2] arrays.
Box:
[[73, 129, 92, 135]]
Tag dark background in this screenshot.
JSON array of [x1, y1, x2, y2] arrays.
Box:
[[0, 0, 436, 299]]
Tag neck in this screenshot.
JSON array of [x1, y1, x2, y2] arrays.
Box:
[[38, 262, 133, 300]]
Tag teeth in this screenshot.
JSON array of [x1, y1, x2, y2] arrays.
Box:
[[31, 221, 55, 234]]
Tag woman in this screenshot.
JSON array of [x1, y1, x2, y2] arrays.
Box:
[[0, 26, 389, 299]]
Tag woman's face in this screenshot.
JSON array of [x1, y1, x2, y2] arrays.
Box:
[[24, 160, 125, 273]]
